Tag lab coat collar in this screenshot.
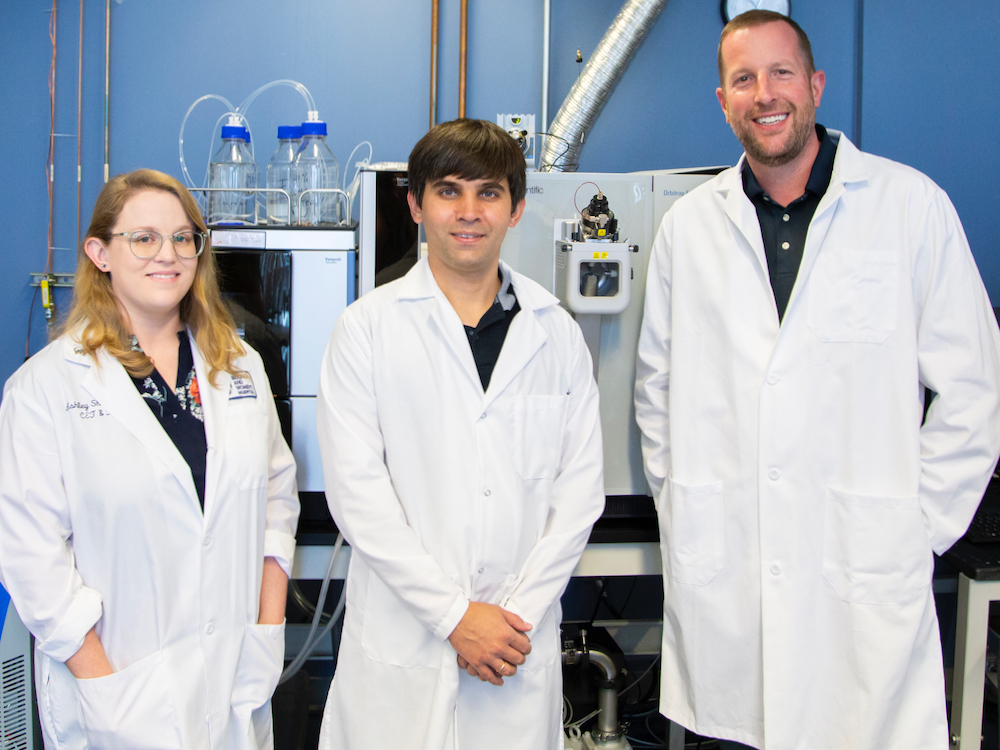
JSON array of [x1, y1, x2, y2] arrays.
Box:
[[715, 130, 870, 324], [396, 258, 484, 394], [717, 158, 772, 305], [67, 336, 202, 512], [504, 260, 560, 312], [784, 131, 869, 323], [394, 258, 557, 406], [395, 257, 559, 310]]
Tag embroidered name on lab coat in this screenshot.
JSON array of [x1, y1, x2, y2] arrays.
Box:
[[229, 374, 257, 400], [65, 399, 110, 419]]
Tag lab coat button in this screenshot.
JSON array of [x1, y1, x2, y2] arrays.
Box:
[[205, 622, 214, 635], [770, 564, 782, 576], [480, 413, 487, 420], [768, 468, 780, 481], [203, 535, 211, 547], [484, 489, 491, 497], [478, 567, 484, 574], [766, 374, 779, 385], [781, 241, 790, 250]]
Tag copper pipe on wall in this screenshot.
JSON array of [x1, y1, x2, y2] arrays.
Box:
[[458, 0, 467, 118], [77, 0, 84, 247], [47, 0, 57, 275], [429, 0, 439, 129], [103, 0, 110, 183]]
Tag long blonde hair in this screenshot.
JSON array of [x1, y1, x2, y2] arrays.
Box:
[[61, 169, 245, 385]]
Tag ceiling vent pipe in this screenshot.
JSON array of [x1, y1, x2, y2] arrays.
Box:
[[540, 0, 667, 172]]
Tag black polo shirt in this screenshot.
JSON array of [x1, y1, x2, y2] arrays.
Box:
[[742, 124, 839, 322], [464, 266, 520, 390]]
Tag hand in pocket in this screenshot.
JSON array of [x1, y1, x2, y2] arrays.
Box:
[[76, 651, 182, 750]]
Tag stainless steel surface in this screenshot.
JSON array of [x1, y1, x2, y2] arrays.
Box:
[[291, 542, 661, 580]]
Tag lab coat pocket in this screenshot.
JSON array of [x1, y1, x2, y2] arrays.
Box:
[[232, 622, 285, 719], [514, 395, 568, 480], [664, 478, 725, 585], [361, 572, 443, 668], [822, 487, 931, 605], [518, 607, 559, 673], [76, 650, 182, 750], [808, 251, 898, 343]]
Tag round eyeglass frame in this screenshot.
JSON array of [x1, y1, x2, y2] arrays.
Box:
[[110, 230, 208, 259]]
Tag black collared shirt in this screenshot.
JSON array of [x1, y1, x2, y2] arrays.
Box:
[[742, 124, 839, 322], [464, 267, 520, 390], [130, 330, 208, 509]]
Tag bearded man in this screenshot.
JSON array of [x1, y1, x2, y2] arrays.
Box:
[[635, 10, 1000, 750]]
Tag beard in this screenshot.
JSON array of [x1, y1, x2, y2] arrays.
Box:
[[731, 98, 817, 167]]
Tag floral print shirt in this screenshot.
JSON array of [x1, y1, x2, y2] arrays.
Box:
[[130, 330, 208, 509]]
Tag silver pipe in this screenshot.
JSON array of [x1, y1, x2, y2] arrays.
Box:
[[588, 649, 620, 736], [540, 0, 667, 171], [587, 648, 617, 682], [541, 0, 551, 132], [597, 684, 619, 737]]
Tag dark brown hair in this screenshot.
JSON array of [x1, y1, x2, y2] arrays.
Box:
[[408, 119, 527, 214]]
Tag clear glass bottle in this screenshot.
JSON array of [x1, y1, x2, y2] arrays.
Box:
[[294, 119, 341, 226], [207, 121, 258, 225], [265, 126, 302, 225]]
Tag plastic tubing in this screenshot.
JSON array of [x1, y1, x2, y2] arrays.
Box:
[[236, 79, 315, 117], [279, 532, 345, 684], [342, 141, 373, 191], [179, 81, 314, 195], [280, 580, 347, 684], [342, 140, 374, 219], [178, 94, 235, 189]]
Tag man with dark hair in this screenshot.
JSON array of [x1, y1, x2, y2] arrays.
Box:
[[316, 118, 605, 749], [636, 10, 1000, 750]]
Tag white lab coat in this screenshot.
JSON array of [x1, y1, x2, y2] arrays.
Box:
[[0, 333, 299, 750], [316, 258, 605, 750], [635, 131, 1000, 750]]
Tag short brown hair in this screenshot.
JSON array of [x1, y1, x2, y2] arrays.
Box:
[[62, 169, 244, 385], [718, 11, 815, 87], [408, 119, 527, 214]]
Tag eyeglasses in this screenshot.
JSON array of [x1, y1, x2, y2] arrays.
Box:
[[110, 230, 208, 259]]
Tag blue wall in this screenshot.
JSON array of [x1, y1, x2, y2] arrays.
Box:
[[2, 0, 997, 387]]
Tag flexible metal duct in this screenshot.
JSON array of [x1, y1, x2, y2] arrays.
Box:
[[540, 0, 667, 171]]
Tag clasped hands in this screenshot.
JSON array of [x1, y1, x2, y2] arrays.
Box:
[[447, 601, 533, 686]]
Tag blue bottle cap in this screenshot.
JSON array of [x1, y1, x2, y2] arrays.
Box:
[[240, 127, 251, 143], [301, 120, 328, 136], [277, 125, 302, 140], [221, 125, 244, 139]]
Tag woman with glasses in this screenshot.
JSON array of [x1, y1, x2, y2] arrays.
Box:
[[0, 169, 299, 749]]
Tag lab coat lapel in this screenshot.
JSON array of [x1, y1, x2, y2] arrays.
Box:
[[74, 342, 200, 508], [720, 157, 769, 282], [482, 305, 547, 411], [190, 337, 228, 521], [785, 132, 869, 320], [399, 259, 483, 394], [482, 267, 555, 409]]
